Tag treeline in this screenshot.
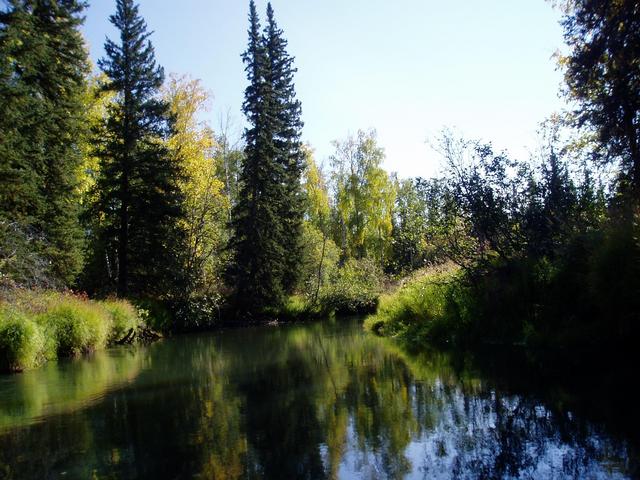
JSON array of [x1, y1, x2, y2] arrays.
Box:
[[367, 1, 640, 349], [0, 0, 401, 328], [0, 0, 241, 329], [2, 0, 639, 347]]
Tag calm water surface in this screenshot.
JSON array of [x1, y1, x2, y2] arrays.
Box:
[[0, 319, 637, 479]]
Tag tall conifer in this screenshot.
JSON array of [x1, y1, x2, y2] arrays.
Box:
[[232, 0, 285, 313], [232, 1, 305, 314], [91, 0, 185, 297], [0, 0, 89, 285], [264, 3, 305, 293]]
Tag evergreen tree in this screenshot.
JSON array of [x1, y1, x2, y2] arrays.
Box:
[[264, 3, 305, 293], [0, 0, 89, 286], [91, 0, 185, 297], [232, 2, 306, 314], [232, 0, 285, 313]]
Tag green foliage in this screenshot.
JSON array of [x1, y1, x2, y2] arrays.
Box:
[[0, 220, 57, 290], [101, 299, 141, 342], [370, 125, 633, 350], [38, 298, 111, 357], [298, 222, 340, 301], [232, 1, 304, 314], [330, 130, 396, 265], [166, 294, 225, 332], [390, 177, 455, 273], [133, 298, 173, 332], [0, 290, 141, 372], [589, 220, 640, 339], [265, 3, 306, 293], [266, 295, 324, 322], [0, 309, 46, 372], [303, 149, 331, 232], [364, 267, 465, 346], [320, 258, 384, 315], [0, 0, 90, 286], [559, 0, 640, 194], [87, 0, 187, 298], [164, 75, 230, 297]]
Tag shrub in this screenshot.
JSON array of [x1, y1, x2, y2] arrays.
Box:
[[298, 223, 341, 300], [165, 294, 223, 332], [270, 295, 325, 322], [134, 298, 173, 332], [0, 309, 47, 372], [0, 290, 143, 372], [320, 258, 384, 315]]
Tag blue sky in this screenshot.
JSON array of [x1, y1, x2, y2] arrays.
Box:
[[82, 1, 567, 179]]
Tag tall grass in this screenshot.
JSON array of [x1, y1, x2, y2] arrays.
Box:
[[364, 266, 464, 346], [0, 291, 141, 373], [0, 310, 46, 371]]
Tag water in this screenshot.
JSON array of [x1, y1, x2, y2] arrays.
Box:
[[0, 319, 637, 479]]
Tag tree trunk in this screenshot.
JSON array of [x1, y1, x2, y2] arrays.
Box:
[[313, 228, 327, 305]]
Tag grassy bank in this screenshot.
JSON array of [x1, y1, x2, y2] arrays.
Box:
[[363, 265, 468, 347], [0, 290, 142, 373]]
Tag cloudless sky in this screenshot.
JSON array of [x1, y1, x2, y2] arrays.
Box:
[[82, 0, 567, 179]]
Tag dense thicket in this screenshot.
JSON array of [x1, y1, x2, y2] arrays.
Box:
[[366, 2, 640, 350], [0, 0, 89, 286]]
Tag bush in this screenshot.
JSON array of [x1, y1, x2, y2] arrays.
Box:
[[0, 309, 47, 372], [0, 290, 143, 372], [269, 295, 326, 322], [298, 223, 341, 300], [372, 216, 640, 351], [134, 298, 173, 332], [162, 293, 225, 332], [320, 258, 384, 315]]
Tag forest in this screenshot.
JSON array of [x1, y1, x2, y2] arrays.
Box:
[[1, 0, 639, 375]]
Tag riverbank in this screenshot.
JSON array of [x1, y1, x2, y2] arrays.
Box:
[[0, 290, 143, 373], [365, 236, 640, 353], [364, 264, 463, 346], [0, 275, 380, 373]]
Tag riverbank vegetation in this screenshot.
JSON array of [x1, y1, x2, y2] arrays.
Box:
[[1, 0, 639, 369], [0, 290, 142, 372]]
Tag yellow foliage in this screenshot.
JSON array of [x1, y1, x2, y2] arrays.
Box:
[[164, 74, 230, 292]]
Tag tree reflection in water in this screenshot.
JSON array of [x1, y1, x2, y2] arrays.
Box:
[[0, 319, 636, 479]]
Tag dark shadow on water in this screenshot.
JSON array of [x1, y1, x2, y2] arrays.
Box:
[[0, 319, 638, 479]]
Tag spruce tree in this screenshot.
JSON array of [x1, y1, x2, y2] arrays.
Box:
[[92, 0, 185, 297], [232, 2, 305, 314], [0, 0, 89, 286], [232, 0, 285, 313], [264, 3, 305, 293]]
